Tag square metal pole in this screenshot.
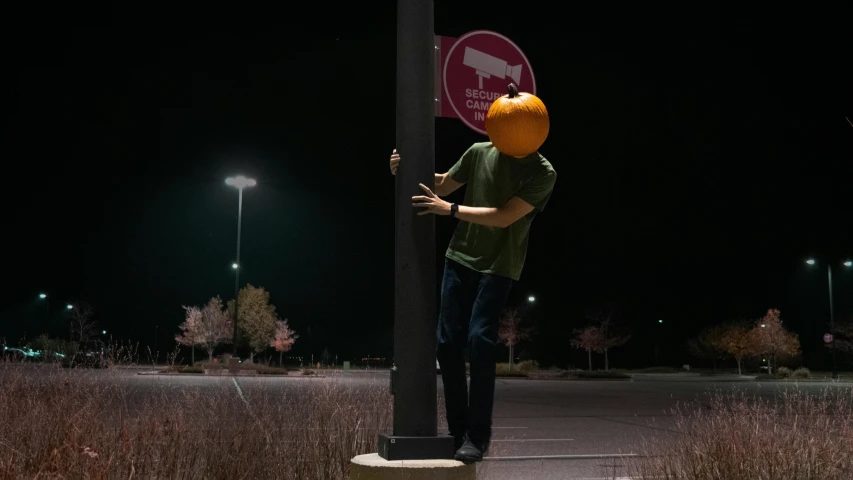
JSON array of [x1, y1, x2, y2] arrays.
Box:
[[378, 0, 454, 461]]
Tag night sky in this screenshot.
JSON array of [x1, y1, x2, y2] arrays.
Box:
[[4, 3, 851, 368]]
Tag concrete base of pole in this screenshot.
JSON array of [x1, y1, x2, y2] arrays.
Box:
[[228, 357, 240, 374], [350, 453, 475, 480]]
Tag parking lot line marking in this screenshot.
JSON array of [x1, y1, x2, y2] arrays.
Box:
[[484, 453, 638, 461], [493, 426, 528, 429], [232, 377, 249, 406], [491, 438, 574, 442]]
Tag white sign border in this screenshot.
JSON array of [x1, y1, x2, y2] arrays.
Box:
[[442, 30, 537, 136]]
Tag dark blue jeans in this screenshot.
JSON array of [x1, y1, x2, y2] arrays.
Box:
[[437, 258, 514, 446]]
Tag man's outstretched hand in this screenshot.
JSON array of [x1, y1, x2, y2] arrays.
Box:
[[412, 184, 452, 216]]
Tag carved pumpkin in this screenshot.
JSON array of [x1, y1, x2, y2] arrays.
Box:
[[485, 83, 550, 157]]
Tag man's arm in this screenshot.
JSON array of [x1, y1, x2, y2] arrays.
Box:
[[454, 197, 535, 228], [392, 150, 465, 197], [412, 184, 535, 228], [434, 172, 464, 197]]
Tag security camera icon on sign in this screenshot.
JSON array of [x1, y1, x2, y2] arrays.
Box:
[[463, 46, 522, 90]]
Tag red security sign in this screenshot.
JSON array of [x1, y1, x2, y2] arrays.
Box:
[[437, 31, 536, 135]]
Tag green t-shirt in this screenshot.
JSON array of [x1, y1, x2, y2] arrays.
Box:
[[446, 142, 556, 281]]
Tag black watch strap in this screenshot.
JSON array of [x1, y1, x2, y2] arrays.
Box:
[[450, 203, 459, 217]]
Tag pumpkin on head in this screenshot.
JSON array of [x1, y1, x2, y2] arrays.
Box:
[[485, 83, 549, 157]]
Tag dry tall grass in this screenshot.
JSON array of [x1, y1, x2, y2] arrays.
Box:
[[0, 362, 393, 479], [628, 387, 853, 479]]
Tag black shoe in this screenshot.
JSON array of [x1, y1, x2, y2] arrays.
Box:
[[454, 437, 487, 463]]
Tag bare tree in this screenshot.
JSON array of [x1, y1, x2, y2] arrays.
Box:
[[175, 306, 203, 365], [571, 326, 604, 371], [498, 307, 534, 370], [586, 308, 630, 371], [199, 296, 232, 362], [719, 321, 752, 375], [829, 318, 853, 355], [748, 308, 799, 375], [687, 324, 727, 372], [228, 284, 277, 362], [69, 302, 97, 344], [271, 318, 298, 366]]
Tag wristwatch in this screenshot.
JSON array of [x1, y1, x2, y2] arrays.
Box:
[[450, 203, 459, 218]]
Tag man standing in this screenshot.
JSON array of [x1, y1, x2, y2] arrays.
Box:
[[389, 140, 556, 462]]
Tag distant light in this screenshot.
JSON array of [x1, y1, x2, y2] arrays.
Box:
[[39, 293, 47, 299], [226, 175, 257, 189], [658, 319, 664, 324], [527, 296, 536, 303], [845, 261, 853, 267], [232, 263, 239, 269], [102, 330, 107, 335], [761, 324, 766, 328], [762, 359, 767, 362], [66, 304, 73, 310], [806, 259, 816, 265]]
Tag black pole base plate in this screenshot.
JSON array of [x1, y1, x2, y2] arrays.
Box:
[[378, 434, 456, 460]]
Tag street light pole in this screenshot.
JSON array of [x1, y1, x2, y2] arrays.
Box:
[[38, 294, 49, 329], [828, 263, 838, 379], [226, 176, 256, 354], [807, 258, 845, 379], [377, 0, 453, 461], [233, 186, 243, 350]]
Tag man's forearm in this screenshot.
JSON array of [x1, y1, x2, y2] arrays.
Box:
[[455, 205, 508, 228], [434, 173, 448, 197]]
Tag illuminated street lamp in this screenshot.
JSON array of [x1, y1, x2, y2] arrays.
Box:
[[845, 261, 852, 267], [67, 304, 73, 310], [226, 175, 257, 352], [38, 293, 49, 325], [225, 175, 256, 189], [527, 295, 536, 303]]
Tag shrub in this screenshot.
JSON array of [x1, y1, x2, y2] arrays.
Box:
[[0, 362, 391, 479], [301, 369, 316, 376], [496, 370, 528, 378], [793, 367, 810, 379], [496, 360, 536, 374], [256, 365, 289, 375], [515, 360, 536, 372], [777, 366, 793, 378], [630, 366, 682, 374], [627, 389, 853, 479], [561, 370, 630, 379], [167, 365, 204, 374]]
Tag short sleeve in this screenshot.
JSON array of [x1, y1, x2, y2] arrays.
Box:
[[516, 169, 557, 212], [448, 145, 476, 184]]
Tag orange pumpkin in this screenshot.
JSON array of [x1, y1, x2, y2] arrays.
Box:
[[485, 83, 550, 157]]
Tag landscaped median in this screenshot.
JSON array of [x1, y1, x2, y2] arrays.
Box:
[[157, 361, 322, 377], [492, 361, 632, 380], [558, 370, 631, 380]]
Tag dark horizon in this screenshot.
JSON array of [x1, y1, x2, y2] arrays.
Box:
[[4, 3, 852, 369]]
